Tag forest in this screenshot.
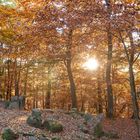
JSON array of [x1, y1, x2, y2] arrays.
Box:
[[0, 0, 139, 140]]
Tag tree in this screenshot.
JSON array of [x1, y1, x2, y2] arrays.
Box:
[[104, 0, 114, 118]]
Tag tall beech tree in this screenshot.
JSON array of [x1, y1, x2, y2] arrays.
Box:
[[113, 0, 140, 136], [105, 0, 114, 118], [119, 30, 140, 136]]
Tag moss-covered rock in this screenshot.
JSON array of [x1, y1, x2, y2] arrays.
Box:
[[27, 115, 42, 128], [8, 102, 19, 109], [83, 113, 93, 122], [51, 137, 60, 140], [32, 109, 41, 118], [2, 128, 18, 140], [43, 120, 63, 133], [79, 124, 89, 134], [28, 136, 37, 140], [4, 101, 10, 109], [27, 109, 42, 128]]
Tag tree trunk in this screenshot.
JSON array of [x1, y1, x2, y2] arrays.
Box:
[[15, 60, 21, 96], [119, 30, 140, 137], [105, 0, 114, 118], [97, 70, 103, 114], [24, 66, 29, 96], [66, 58, 77, 108], [129, 63, 140, 136], [45, 65, 51, 109], [128, 31, 140, 136], [65, 29, 77, 109], [6, 60, 12, 100]]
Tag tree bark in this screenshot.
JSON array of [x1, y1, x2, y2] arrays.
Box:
[[24, 66, 29, 96], [119, 30, 140, 137], [14, 60, 21, 96], [45, 65, 51, 109], [97, 70, 103, 114], [128, 32, 140, 136], [105, 0, 114, 118], [6, 60, 12, 100], [65, 29, 77, 109], [66, 58, 77, 108], [129, 63, 140, 136]]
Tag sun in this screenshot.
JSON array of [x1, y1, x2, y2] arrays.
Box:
[[83, 58, 99, 71]]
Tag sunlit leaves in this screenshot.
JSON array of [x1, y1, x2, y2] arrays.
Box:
[[0, 0, 16, 8]]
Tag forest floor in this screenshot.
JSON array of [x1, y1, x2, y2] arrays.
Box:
[[102, 119, 139, 140], [0, 106, 139, 140]]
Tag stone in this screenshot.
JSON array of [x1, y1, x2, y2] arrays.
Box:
[[6, 96, 26, 110], [27, 109, 42, 128], [32, 109, 41, 118], [11, 96, 18, 102], [42, 120, 63, 133], [79, 124, 89, 134], [19, 96, 25, 109], [28, 136, 37, 140], [4, 101, 10, 109], [8, 102, 19, 109], [39, 135, 50, 140], [96, 113, 104, 123], [71, 108, 78, 112], [2, 128, 18, 140], [27, 115, 42, 128], [51, 137, 60, 140], [83, 113, 94, 122]]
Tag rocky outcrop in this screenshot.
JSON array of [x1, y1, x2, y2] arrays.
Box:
[[27, 109, 63, 133]]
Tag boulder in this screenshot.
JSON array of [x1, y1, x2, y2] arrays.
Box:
[[39, 135, 50, 140], [2, 128, 18, 140], [79, 124, 89, 134], [27, 109, 42, 128], [83, 113, 93, 123], [19, 96, 25, 109], [8, 102, 19, 109], [32, 109, 41, 118], [4, 101, 10, 109], [28, 136, 37, 140], [26, 115, 42, 128], [51, 137, 60, 140], [11, 96, 18, 102], [6, 96, 25, 110], [42, 120, 63, 133]]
